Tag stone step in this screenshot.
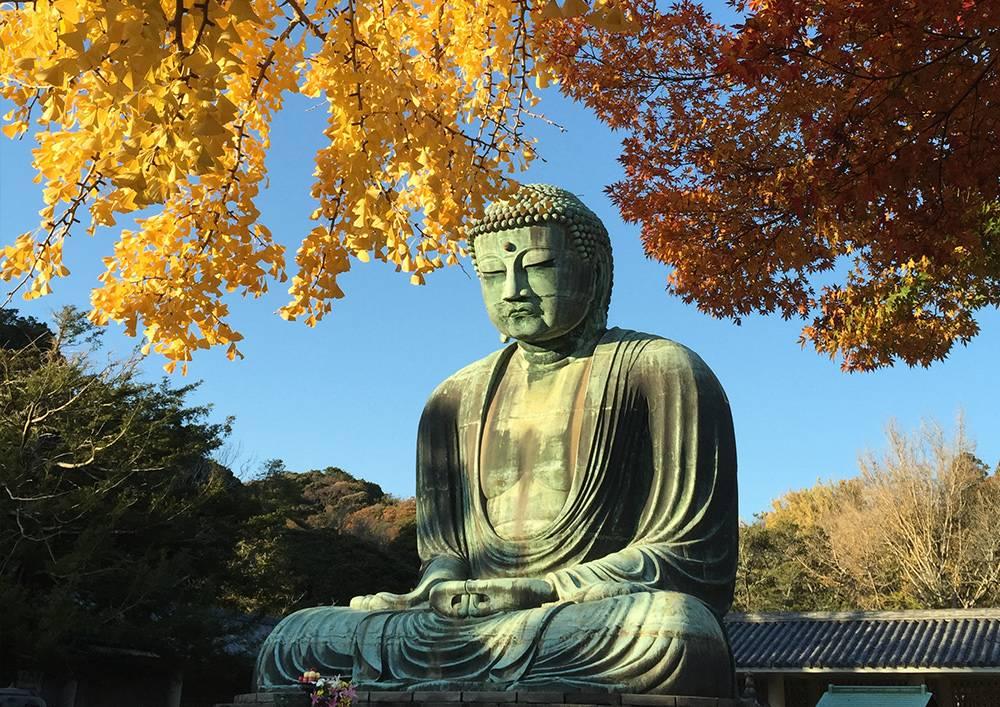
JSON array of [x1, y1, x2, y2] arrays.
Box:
[[218, 692, 759, 707]]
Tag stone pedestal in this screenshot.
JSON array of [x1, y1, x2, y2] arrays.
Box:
[[215, 692, 759, 707]]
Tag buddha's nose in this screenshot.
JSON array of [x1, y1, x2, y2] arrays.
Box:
[[502, 267, 530, 301]]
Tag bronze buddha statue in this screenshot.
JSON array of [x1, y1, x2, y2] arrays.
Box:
[[255, 184, 738, 697]]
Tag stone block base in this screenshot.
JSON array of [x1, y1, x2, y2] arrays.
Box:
[[215, 692, 758, 707]]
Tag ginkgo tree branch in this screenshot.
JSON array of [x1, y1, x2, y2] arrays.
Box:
[[179, 16, 304, 272], [283, 0, 327, 41], [189, 0, 213, 53], [488, 1, 528, 159], [1, 162, 103, 310], [173, 0, 185, 52]]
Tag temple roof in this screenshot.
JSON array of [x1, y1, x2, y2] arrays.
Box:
[[725, 609, 1000, 672]]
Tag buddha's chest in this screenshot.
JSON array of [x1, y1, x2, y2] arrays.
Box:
[[479, 356, 590, 539]]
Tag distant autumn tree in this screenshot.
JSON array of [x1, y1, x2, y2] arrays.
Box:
[[544, 0, 1000, 370], [832, 420, 1000, 608], [0, 0, 632, 369], [736, 418, 1000, 612], [735, 487, 855, 612]]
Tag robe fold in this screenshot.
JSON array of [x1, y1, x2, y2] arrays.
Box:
[[255, 328, 738, 695]]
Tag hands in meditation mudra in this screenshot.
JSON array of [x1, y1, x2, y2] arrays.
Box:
[[255, 185, 739, 697]]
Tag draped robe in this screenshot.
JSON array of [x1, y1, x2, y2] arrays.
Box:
[[255, 328, 738, 696]]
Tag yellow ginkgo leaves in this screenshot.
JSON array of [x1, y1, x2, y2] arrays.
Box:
[[535, 0, 638, 32], [0, 0, 623, 369]]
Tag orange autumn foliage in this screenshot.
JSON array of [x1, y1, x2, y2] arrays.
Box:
[[542, 0, 1000, 370]]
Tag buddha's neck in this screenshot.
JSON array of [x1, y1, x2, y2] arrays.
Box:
[[515, 325, 607, 367]]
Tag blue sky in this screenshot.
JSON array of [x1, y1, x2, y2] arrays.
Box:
[[2, 36, 998, 519]]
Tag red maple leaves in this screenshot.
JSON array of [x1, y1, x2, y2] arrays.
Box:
[[542, 0, 1000, 370]]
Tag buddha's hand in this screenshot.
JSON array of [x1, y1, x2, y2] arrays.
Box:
[[349, 588, 428, 611], [351, 556, 469, 611], [428, 578, 556, 619], [564, 580, 649, 604]]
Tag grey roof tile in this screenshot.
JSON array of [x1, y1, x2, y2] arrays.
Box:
[[724, 609, 1000, 670]]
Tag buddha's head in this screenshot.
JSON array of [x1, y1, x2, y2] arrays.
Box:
[[468, 184, 613, 347]]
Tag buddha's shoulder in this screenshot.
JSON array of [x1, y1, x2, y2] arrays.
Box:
[[602, 328, 722, 382], [424, 348, 508, 404]]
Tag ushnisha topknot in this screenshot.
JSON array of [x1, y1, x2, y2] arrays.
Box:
[[467, 184, 612, 268]]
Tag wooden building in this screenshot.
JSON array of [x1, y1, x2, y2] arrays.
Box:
[[726, 609, 1000, 707]]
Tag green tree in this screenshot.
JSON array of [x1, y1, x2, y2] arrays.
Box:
[[0, 308, 424, 702], [0, 309, 52, 350], [0, 308, 238, 675], [734, 519, 842, 612]]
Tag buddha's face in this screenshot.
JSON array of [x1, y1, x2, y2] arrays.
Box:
[[475, 225, 596, 345]]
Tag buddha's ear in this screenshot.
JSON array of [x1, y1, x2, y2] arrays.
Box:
[[592, 259, 604, 293], [591, 254, 613, 328]]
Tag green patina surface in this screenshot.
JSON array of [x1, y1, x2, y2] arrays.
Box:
[[816, 685, 934, 707], [254, 186, 739, 697]]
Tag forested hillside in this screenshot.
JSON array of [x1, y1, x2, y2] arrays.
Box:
[[228, 462, 418, 617]]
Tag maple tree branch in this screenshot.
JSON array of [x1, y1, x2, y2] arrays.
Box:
[[842, 53, 998, 194], [573, 41, 722, 83], [777, 36, 976, 83], [918, 24, 980, 43]]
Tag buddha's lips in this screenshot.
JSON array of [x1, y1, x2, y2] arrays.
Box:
[[504, 307, 538, 319]]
